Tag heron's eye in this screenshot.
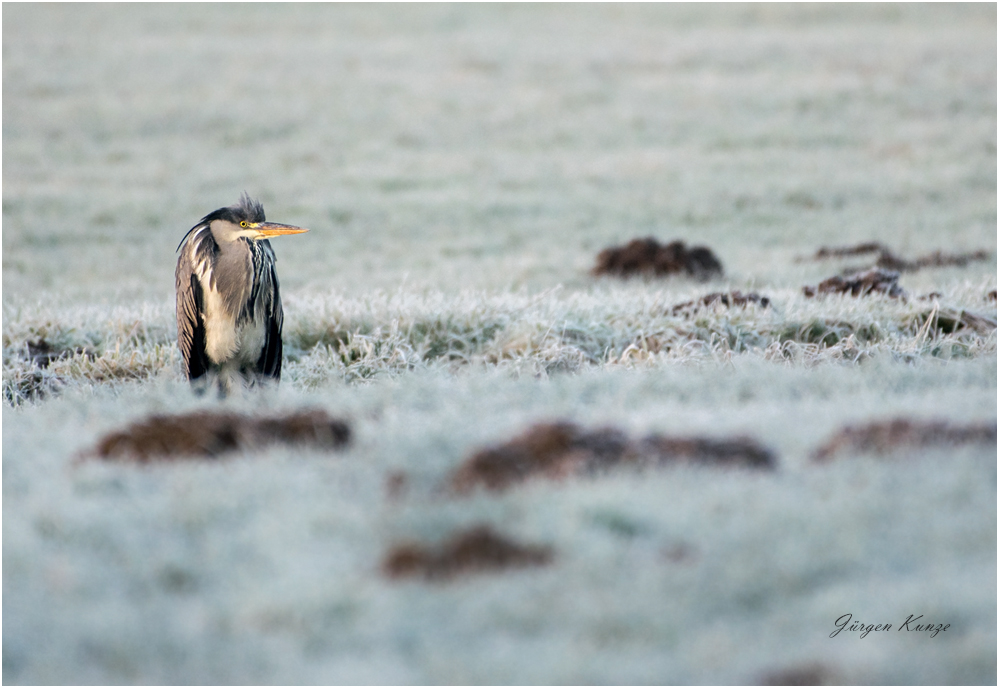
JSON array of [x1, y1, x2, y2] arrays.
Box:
[[240, 221, 248, 228]]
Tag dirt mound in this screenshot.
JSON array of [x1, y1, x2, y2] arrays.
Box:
[[639, 435, 776, 469], [450, 423, 632, 492], [451, 422, 775, 493], [759, 663, 833, 685], [812, 418, 996, 461], [382, 525, 554, 581], [90, 409, 351, 462], [805, 242, 991, 273], [879, 248, 990, 272], [811, 242, 887, 259], [592, 238, 723, 280], [670, 290, 771, 315], [802, 268, 905, 299]]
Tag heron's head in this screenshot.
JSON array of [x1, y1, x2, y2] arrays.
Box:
[[203, 193, 309, 243]]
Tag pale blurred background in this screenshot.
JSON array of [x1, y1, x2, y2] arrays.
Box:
[[4, 4, 995, 302]]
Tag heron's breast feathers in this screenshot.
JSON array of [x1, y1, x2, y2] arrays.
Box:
[[179, 229, 280, 367]]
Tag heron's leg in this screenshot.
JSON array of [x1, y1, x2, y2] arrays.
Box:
[[189, 375, 212, 397]]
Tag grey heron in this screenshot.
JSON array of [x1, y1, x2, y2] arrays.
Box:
[[175, 193, 308, 394]]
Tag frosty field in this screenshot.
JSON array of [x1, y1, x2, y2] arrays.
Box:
[[2, 4, 997, 685]]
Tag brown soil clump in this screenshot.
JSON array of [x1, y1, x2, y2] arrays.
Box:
[[813, 418, 996, 461], [988, 289, 997, 302], [805, 242, 991, 273], [451, 422, 775, 493], [382, 525, 554, 581], [802, 268, 905, 299], [639, 435, 776, 469], [451, 422, 632, 492], [879, 248, 990, 272], [592, 238, 723, 280], [811, 242, 887, 259], [670, 290, 771, 315], [91, 409, 351, 462]]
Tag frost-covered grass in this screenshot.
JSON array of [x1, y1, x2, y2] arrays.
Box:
[[3, 3, 997, 685], [4, 280, 997, 404]]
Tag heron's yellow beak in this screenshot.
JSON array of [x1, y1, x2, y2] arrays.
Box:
[[254, 222, 309, 238]]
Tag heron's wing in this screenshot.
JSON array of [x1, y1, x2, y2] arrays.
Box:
[[175, 238, 210, 380], [257, 258, 283, 380]]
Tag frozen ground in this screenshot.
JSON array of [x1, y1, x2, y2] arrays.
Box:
[[2, 4, 997, 685]]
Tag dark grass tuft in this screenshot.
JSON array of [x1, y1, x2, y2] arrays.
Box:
[[24, 338, 95, 368], [917, 308, 997, 336], [670, 290, 771, 316]]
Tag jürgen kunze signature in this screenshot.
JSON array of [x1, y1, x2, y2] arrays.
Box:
[[830, 613, 950, 638]]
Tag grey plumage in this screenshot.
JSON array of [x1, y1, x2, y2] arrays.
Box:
[[175, 194, 308, 394]]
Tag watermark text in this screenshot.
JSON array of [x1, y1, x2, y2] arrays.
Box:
[[830, 613, 950, 639]]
